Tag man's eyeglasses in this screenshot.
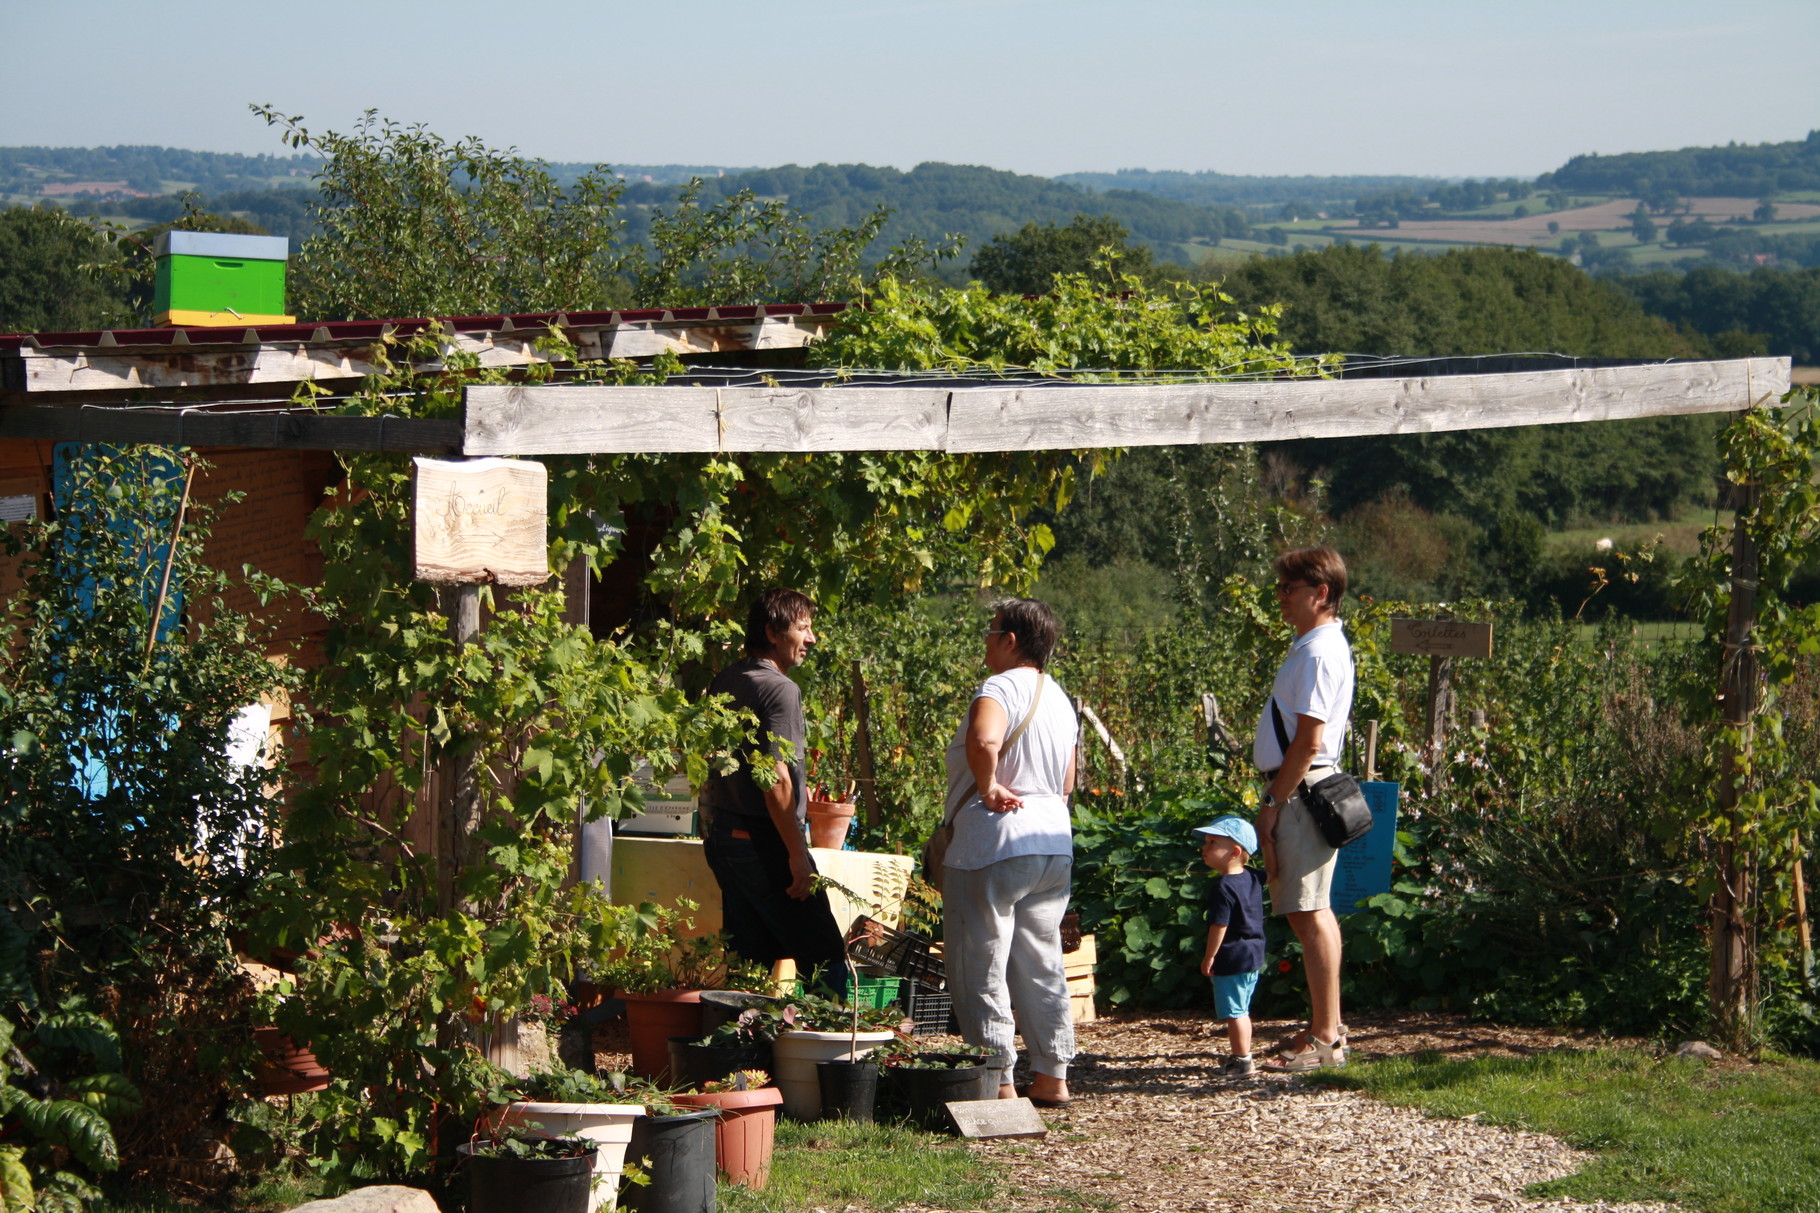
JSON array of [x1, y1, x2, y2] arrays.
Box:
[[981, 628, 1010, 637], [1275, 582, 1314, 596]]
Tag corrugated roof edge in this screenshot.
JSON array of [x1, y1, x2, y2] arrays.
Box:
[[0, 302, 853, 352]]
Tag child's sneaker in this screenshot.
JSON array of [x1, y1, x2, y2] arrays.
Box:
[[1268, 1035, 1346, 1071], [1218, 1054, 1256, 1079]]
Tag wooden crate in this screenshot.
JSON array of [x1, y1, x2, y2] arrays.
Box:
[[1066, 934, 1097, 1024]]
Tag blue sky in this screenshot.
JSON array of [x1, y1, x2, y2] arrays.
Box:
[[7, 0, 1816, 179]]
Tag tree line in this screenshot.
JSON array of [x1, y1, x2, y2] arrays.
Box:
[[1540, 130, 1820, 198]]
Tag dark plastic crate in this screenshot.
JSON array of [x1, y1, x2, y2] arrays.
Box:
[[845, 916, 944, 986], [897, 978, 955, 1036]]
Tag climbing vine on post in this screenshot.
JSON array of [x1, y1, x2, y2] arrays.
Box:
[[1682, 386, 1820, 1049]]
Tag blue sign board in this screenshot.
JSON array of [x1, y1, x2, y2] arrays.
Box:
[[1330, 781, 1400, 913]]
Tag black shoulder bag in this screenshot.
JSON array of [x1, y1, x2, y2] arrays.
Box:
[[1269, 698, 1373, 849]]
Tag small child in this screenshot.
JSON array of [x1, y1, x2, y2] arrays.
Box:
[[1195, 815, 1266, 1078]]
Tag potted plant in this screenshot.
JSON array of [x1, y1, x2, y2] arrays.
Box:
[[458, 1131, 600, 1213], [618, 1078, 719, 1213], [599, 901, 764, 1083], [667, 1002, 789, 1091], [672, 1069, 783, 1190], [805, 777, 859, 849], [494, 1068, 647, 1213], [770, 993, 903, 1121], [804, 728, 860, 849], [875, 1038, 994, 1130]]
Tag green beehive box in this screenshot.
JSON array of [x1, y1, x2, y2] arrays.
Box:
[[153, 231, 293, 325]]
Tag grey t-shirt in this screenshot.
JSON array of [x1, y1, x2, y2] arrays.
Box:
[[704, 657, 808, 826]]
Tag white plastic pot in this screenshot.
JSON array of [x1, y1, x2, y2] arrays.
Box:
[[496, 1101, 646, 1211], [770, 1029, 895, 1120]]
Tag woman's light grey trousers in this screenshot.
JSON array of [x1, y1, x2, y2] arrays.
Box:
[[943, 854, 1076, 1087]]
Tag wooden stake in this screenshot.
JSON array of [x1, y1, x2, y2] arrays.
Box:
[[1711, 480, 1760, 1042], [1364, 720, 1380, 783], [140, 456, 197, 678], [850, 660, 880, 830], [1794, 829, 1814, 987]]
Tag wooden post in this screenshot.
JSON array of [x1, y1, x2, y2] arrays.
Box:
[[1364, 720, 1380, 783], [1711, 481, 1759, 1043], [1077, 702, 1129, 787], [1424, 655, 1454, 790], [850, 660, 880, 830], [438, 584, 483, 918], [1201, 692, 1245, 763]]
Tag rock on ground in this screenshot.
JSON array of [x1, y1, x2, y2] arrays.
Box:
[[287, 1185, 438, 1213]]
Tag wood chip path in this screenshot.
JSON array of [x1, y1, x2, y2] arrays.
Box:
[[601, 1009, 1677, 1213]]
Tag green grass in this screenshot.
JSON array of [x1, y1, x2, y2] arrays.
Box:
[[718, 1117, 1003, 1213], [1307, 1048, 1820, 1213], [1547, 506, 1730, 559]]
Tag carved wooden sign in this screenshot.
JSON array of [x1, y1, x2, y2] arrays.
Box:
[[412, 457, 548, 586], [1389, 618, 1493, 659]]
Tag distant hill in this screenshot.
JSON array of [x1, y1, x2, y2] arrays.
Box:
[[0, 145, 321, 197], [618, 162, 1253, 267], [1055, 169, 1441, 214], [1540, 131, 1820, 198]]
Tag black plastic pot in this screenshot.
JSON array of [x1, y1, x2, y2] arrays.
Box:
[[667, 1035, 773, 1092], [882, 1063, 992, 1130], [623, 1108, 719, 1213], [815, 1059, 878, 1123], [698, 990, 781, 1034], [458, 1140, 597, 1213]]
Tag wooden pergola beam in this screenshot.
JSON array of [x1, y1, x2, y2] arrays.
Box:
[[0, 405, 461, 453], [462, 357, 1791, 456]]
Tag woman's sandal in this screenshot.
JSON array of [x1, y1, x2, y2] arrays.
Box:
[[1015, 1084, 1072, 1109], [1273, 1023, 1350, 1059]]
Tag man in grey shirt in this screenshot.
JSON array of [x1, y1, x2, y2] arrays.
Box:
[[701, 588, 845, 989]]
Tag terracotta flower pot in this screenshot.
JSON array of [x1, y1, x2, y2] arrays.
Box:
[[672, 1086, 783, 1190], [252, 1026, 329, 1096], [806, 799, 857, 849], [619, 990, 704, 1082]]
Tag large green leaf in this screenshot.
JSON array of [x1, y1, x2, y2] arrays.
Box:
[[0, 1146, 33, 1213], [17, 1098, 120, 1172]]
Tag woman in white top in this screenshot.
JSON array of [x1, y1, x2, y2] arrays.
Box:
[[941, 598, 1081, 1106]]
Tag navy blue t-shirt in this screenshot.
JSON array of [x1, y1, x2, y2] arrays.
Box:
[[1205, 869, 1266, 976]]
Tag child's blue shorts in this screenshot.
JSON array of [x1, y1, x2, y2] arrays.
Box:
[[1211, 970, 1260, 1021]]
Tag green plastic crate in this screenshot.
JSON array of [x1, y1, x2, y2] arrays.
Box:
[[789, 974, 902, 1009]]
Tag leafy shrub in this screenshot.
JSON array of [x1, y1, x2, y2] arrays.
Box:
[[0, 1005, 142, 1213], [0, 445, 295, 1172]]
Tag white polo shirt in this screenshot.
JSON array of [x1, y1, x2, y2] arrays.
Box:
[[1252, 621, 1354, 772]]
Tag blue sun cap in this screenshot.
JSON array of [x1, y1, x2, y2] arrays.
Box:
[[1192, 814, 1258, 856]]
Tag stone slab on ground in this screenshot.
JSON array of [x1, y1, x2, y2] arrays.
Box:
[[288, 1185, 437, 1213]]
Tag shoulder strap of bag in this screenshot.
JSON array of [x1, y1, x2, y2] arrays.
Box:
[[1269, 697, 1291, 754], [942, 671, 1048, 826], [1271, 696, 1354, 785]]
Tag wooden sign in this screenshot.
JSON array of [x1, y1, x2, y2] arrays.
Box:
[[412, 457, 548, 586], [1390, 618, 1493, 659], [945, 1098, 1049, 1140]]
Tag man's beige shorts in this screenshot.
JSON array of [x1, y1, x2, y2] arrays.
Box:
[[1271, 793, 1338, 915]]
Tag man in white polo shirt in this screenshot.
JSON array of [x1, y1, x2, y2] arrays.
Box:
[[1253, 546, 1354, 1071]]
